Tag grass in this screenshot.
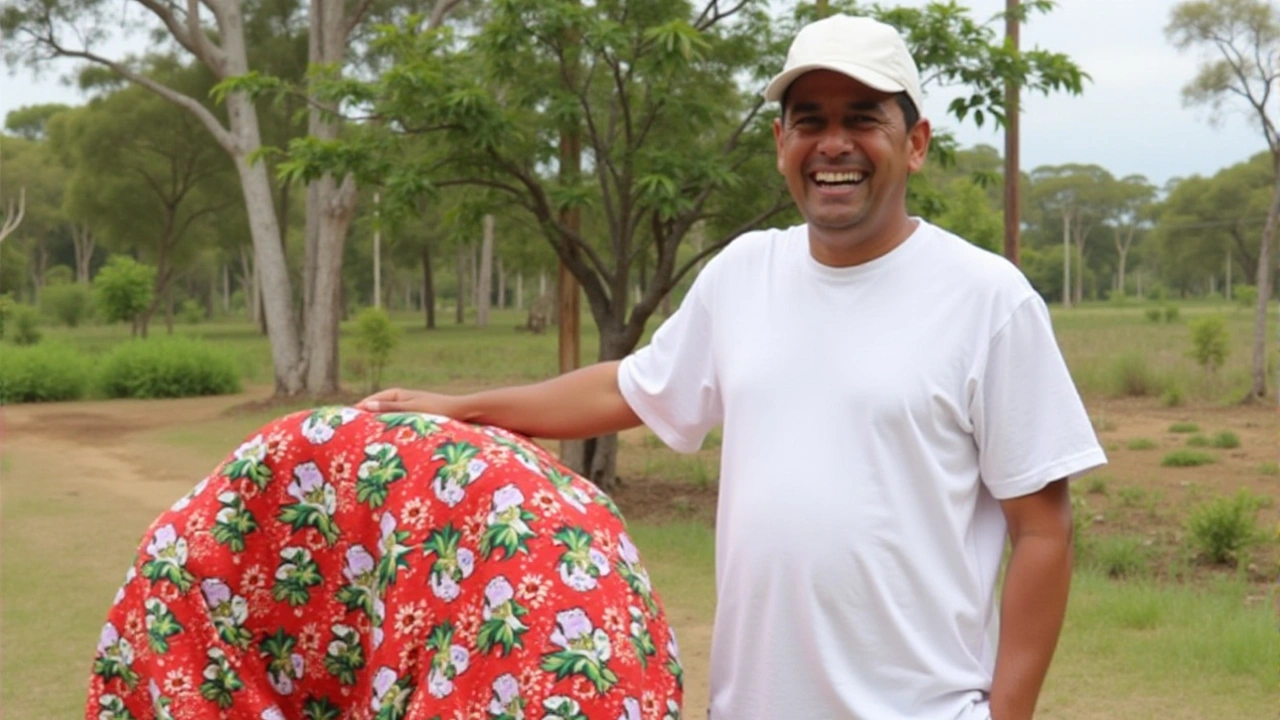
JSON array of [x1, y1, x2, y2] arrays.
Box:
[[1126, 438, 1158, 451], [1168, 422, 1200, 433], [1161, 450, 1217, 467]]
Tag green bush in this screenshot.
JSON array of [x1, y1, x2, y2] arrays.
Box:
[[1168, 422, 1199, 433], [1233, 284, 1257, 309], [1163, 305, 1179, 322], [1210, 431, 1240, 449], [179, 299, 204, 325], [1185, 434, 1211, 448], [0, 344, 89, 402], [41, 283, 93, 328], [353, 306, 401, 392], [1162, 385, 1184, 407], [1187, 315, 1229, 373], [1086, 535, 1151, 579], [94, 256, 155, 331], [1186, 491, 1268, 565], [1108, 351, 1162, 397], [1161, 450, 1215, 467], [1144, 307, 1162, 323], [97, 338, 241, 399], [1126, 438, 1157, 450], [0, 293, 13, 339], [10, 304, 41, 345]]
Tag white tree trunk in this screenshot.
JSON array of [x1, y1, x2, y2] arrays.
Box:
[[1062, 211, 1072, 308], [516, 273, 524, 311], [497, 255, 506, 310]]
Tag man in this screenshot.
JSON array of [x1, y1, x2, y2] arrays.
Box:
[[361, 14, 1106, 720]]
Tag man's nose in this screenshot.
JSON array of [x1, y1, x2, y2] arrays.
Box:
[[816, 125, 854, 156]]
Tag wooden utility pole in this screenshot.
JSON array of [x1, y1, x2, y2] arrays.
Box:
[[1003, 0, 1021, 266]]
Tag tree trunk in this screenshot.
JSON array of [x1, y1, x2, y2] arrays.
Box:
[[478, 215, 494, 328], [1062, 211, 1072, 308], [497, 255, 507, 310], [1248, 175, 1279, 401], [422, 240, 436, 329], [516, 273, 524, 311], [223, 263, 231, 314], [71, 223, 94, 283], [456, 245, 466, 325]]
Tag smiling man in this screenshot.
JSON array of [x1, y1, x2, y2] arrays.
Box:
[[361, 13, 1106, 720]]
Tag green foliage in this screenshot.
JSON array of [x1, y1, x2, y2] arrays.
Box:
[[10, 304, 41, 345], [1085, 535, 1151, 579], [1162, 385, 1184, 407], [1126, 438, 1157, 451], [353, 307, 401, 392], [1107, 351, 1162, 397], [1257, 461, 1280, 476], [0, 344, 88, 402], [1209, 430, 1240, 449], [97, 338, 241, 399], [1084, 476, 1109, 495], [94, 256, 156, 327], [1232, 284, 1257, 308], [1163, 305, 1179, 322], [1144, 307, 1162, 323], [1185, 434, 1211, 447], [0, 293, 12, 339], [1185, 490, 1268, 566], [1187, 315, 1229, 373], [179, 299, 204, 325], [40, 283, 93, 328], [1168, 422, 1200, 433], [1116, 486, 1147, 508], [1160, 450, 1215, 467]]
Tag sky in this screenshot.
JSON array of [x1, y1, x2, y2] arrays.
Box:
[[0, 0, 1267, 187]]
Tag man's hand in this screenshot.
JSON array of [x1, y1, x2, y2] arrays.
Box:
[[357, 388, 458, 416]]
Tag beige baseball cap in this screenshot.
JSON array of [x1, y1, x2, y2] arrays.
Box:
[[764, 14, 923, 114]]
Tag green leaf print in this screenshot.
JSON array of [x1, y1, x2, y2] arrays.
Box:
[[539, 652, 619, 694], [302, 697, 344, 720], [278, 503, 340, 546], [375, 527, 412, 590], [96, 694, 137, 720], [199, 649, 243, 709], [211, 492, 258, 552], [356, 444, 407, 509], [542, 695, 589, 720], [272, 548, 323, 607], [261, 628, 298, 667], [144, 600, 183, 654], [323, 625, 366, 685], [476, 612, 528, 656], [221, 456, 272, 489], [480, 520, 534, 560], [92, 655, 139, 689], [379, 412, 443, 437]]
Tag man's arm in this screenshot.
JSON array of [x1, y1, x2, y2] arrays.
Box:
[[989, 478, 1073, 720], [357, 360, 643, 440]]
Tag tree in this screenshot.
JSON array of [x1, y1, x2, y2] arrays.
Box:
[[52, 62, 238, 337], [285, 0, 1085, 487], [94, 255, 156, 336], [1105, 174, 1156, 296], [1168, 0, 1280, 401], [1029, 164, 1113, 305], [3, 103, 72, 140]]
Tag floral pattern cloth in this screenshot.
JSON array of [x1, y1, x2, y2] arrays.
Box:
[[88, 408, 682, 720]]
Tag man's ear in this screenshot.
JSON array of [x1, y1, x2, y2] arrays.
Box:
[[906, 117, 931, 174]]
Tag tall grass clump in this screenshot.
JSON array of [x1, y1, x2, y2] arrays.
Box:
[[1107, 351, 1163, 397], [10, 304, 41, 345], [1161, 450, 1215, 467], [0, 344, 89, 402], [97, 337, 241, 399], [1185, 490, 1269, 565], [40, 283, 93, 328], [1083, 535, 1151, 579]]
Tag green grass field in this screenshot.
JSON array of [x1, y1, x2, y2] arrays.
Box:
[[3, 300, 1279, 718]]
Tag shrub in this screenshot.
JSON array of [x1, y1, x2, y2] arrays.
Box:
[[1162, 385, 1184, 407], [1144, 307, 1162, 323], [10, 303, 41, 345], [1163, 305, 1179, 322], [1086, 535, 1151, 579], [179, 299, 204, 325], [1084, 476, 1109, 495], [1108, 351, 1161, 397], [353, 306, 401, 392], [1168, 422, 1199, 433], [1187, 315, 1229, 373], [1185, 491, 1268, 565], [41, 283, 93, 328], [1161, 450, 1215, 467], [94, 256, 156, 332], [0, 292, 12, 339], [1126, 438, 1157, 450], [0, 344, 89, 402], [1233, 283, 1257, 309], [1117, 486, 1147, 508], [1185, 434, 1211, 448], [97, 338, 241, 399], [1258, 461, 1280, 476], [1210, 431, 1240, 449]]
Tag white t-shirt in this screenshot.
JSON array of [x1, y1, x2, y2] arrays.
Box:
[[618, 220, 1106, 720]]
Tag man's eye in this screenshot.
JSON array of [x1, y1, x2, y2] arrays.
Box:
[[795, 117, 822, 126]]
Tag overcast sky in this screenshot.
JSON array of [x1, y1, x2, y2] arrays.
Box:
[[0, 0, 1265, 187]]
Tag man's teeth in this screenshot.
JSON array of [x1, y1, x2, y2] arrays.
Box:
[[814, 171, 866, 183]]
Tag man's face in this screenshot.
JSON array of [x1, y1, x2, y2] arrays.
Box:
[[772, 70, 930, 263]]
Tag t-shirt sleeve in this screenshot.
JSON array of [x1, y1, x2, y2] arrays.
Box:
[[617, 272, 723, 454], [971, 294, 1107, 500]]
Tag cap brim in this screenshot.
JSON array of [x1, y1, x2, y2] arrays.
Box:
[[763, 62, 907, 103]]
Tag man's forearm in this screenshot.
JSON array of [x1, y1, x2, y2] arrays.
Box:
[[989, 533, 1072, 720], [448, 360, 642, 439]]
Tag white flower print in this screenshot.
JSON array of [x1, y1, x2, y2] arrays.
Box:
[[618, 697, 641, 720], [487, 673, 522, 718]]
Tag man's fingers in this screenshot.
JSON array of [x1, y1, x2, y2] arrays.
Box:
[[356, 388, 407, 412]]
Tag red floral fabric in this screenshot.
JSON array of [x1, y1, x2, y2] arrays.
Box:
[[87, 408, 682, 720]]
